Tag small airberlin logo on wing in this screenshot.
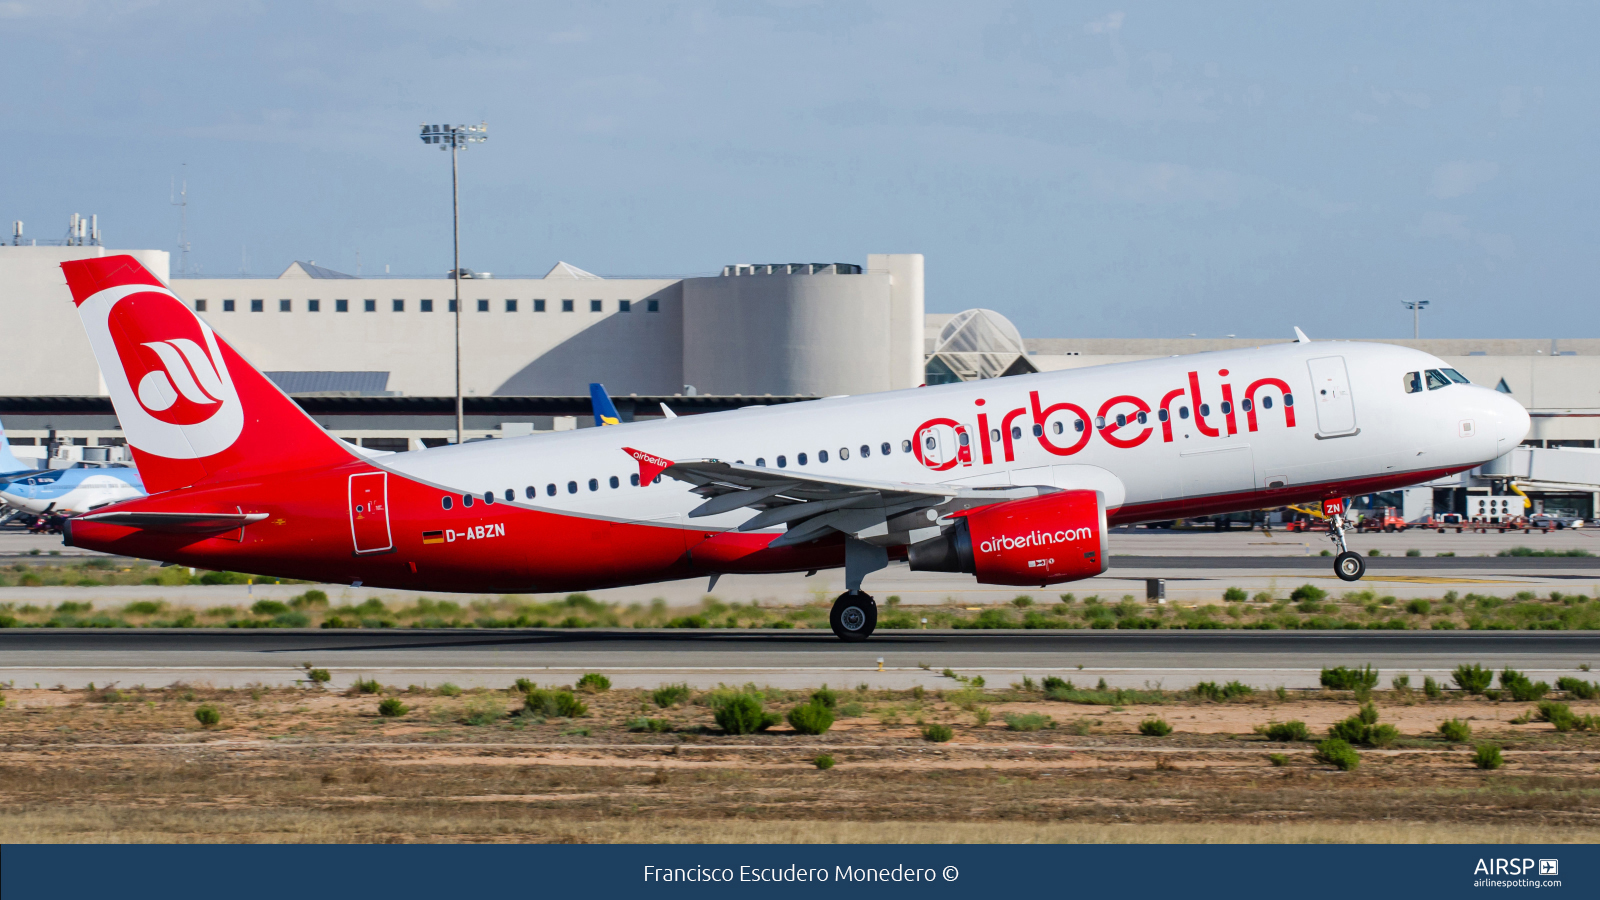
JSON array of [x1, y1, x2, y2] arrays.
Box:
[[78, 285, 245, 460], [980, 527, 1094, 554]]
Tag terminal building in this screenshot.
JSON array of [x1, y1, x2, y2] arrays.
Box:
[[3, 240, 1599, 520]]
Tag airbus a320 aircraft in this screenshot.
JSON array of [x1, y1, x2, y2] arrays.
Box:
[[60, 256, 1528, 640]]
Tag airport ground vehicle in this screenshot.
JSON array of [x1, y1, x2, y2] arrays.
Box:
[[57, 256, 1529, 639], [1355, 506, 1408, 533]]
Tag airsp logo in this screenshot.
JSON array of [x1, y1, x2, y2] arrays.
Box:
[[77, 285, 244, 460]]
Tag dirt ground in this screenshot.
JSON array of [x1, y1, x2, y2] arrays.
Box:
[[1, 682, 1597, 843]]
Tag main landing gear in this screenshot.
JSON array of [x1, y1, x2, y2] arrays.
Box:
[[830, 592, 878, 641], [1327, 508, 1366, 582], [830, 536, 888, 641]]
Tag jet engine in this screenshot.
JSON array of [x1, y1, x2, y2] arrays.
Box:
[[907, 489, 1108, 586]]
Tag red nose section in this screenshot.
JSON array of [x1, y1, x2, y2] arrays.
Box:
[[61, 255, 167, 306]]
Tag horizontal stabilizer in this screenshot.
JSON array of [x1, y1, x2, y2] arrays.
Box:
[[76, 511, 269, 533]]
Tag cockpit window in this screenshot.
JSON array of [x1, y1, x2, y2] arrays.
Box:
[[1425, 369, 1451, 390], [1443, 368, 1470, 384], [1403, 372, 1422, 394]]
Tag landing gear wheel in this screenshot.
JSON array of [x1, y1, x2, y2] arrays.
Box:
[[1334, 551, 1366, 582], [830, 592, 877, 641]]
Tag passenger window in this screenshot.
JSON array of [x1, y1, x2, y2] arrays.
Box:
[[756, 457, 766, 467], [525, 486, 535, 499], [1262, 396, 1273, 410], [956, 434, 968, 447], [547, 484, 556, 496], [1116, 414, 1126, 427], [588, 478, 599, 491], [1403, 372, 1422, 393], [1031, 424, 1043, 437], [819, 450, 829, 462], [484, 492, 494, 504], [1136, 411, 1148, 424], [777, 455, 787, 468], [463, 494, 474, 507], [504, 489, 513, 501], [1179, 406, 1190, 419], [1220, 401, 1232, 415], [1074, 419, 1085, 432], [839, 447, 849, 460], [925, 435, 935, 450], [1052, 421, 1063, 434], [860, 444, 871, 457], [567, 481, 577, 494], [798, 452, 808, 464], [1011, 426, 1022, 440], [1158, 409, 1169, 422], [899, 440, 910, 453], [441, 496, 453, 510], [1426, 369, 1451, 390], [1444, 369, 1470, 384], [609, 476, 619, 488], [1239, 400, 1251, 413], [1199, 403, 1210, 417], [990, 429, 1001, 442], [630, 473, 640, 486], [1095, 416, 1106, 429]]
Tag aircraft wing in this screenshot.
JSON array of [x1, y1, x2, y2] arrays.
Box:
[[74, 511, 269, 533], [640, 452, 1047, 547]]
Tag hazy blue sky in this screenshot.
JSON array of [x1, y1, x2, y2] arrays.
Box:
[[3, 1, 1595, 339]]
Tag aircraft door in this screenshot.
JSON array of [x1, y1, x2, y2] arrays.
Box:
[[1306, 356, 1358, 436], [348, 471, 393, 554], [915, 421, 970, 471]]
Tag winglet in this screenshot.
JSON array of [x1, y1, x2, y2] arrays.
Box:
[[589, 383, 623, 426], [659, 402, 677, 419], [1293, 327, 1311, 344], [622, 446, 673, 486]]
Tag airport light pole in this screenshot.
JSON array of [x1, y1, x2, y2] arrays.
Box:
[[419, 122, 488, 444], [1402, 300, 1430, 339]]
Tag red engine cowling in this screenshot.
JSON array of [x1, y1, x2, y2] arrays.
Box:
[[907, 489, 1108, 586]]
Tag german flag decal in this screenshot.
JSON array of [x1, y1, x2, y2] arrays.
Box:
[[422, 530, 445, 545]]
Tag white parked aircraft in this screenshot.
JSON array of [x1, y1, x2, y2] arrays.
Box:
[[62, 256, 1528, 639]]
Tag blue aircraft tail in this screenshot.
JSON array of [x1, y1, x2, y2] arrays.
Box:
[[0, 418, 34, 476], [589, 383, 624, 427]]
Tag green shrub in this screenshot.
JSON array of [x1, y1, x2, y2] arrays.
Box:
[[576, 672, 611, 692], [921, 723, 954, 742], [1268, 753, 1290, 767], [125, 600, 164, 615], [1536, 700, 1581, 732], [1041, 676, 1072, 693], [1358, 702, 1380, 725], [1138, 717, 1173, 737], [1453, 664, 1493, 695], [787, 701, 836, 735], [1405, 599, 1431, 615], [1473, 743, 1504, 770], [813, 754, 835, 770], [290, 589, 329, 609], [1290, 584, 1327, 603], [1391, 674, 1411, 691], [1223, 587, 1248, 602], [1423, 676, 1442, 699], [56, 601, 92, 613], [1262, 720, 1311, 742], [194, 704, 221, 727], [627, 717, 672, 733], [1556, 677, 1598, 700], [251, 599, 289, 615], [351, 677, 381, 694], [652, 683, 691, 708], [436, 682, 462, 697], [1366, 723, 1399, 747], [304, 667, 331, 686], [1316, 738, 1360, 770], [1439, 718, 1472, 742], [1500, 668, 1549, 702], [1320, 665, 1379, 692], [378, 697, 408, 717], [1329, 716, 1371, 744], [716, 694, 780, 735], [1194, 680, 1255, 702], [462, 696, 506, 726], [513, 677, 535, 693], [810, 685, 839, 709], [1004, 713, 1055, 732]]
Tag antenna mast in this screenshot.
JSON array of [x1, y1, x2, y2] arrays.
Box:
[[171, 165, 190, 276]]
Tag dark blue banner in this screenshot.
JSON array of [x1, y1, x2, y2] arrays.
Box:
[[3, 843, 1593, 899]]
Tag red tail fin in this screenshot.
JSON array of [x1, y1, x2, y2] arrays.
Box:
[[62, 255, 358, 494]]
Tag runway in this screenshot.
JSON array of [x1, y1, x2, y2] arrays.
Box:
[[4, 628, 1595, 692]]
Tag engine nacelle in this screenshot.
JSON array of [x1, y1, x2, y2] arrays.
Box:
[[907, 489, 1108, 586]]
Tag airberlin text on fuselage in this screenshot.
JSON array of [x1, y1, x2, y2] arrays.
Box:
[[979, 527, 1093, 554], [912, 368, 1297, 471]]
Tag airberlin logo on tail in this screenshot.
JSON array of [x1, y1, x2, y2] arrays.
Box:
[[77, 285, 245, 460], [979, 527, 1094, 555]]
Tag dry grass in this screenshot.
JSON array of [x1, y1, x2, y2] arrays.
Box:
[[1, 683, 1597, 844]]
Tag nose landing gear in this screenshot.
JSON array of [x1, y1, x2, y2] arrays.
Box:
[[1326, 505, 1366, 582]]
